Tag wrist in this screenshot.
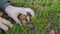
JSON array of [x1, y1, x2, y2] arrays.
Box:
[[5, 5, 14, 13]]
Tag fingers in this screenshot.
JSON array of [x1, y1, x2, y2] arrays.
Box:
[[25, 8, 34, 17], [12, 15, 22, 25], [18, 10, 27, 15], [0, 23, 9, 31], [0, 17, 13, 31], [0, 17, 13, 28], [2, 21, 13, 28]]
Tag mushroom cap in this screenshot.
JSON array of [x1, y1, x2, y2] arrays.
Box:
[[18, 14, 27, 20]]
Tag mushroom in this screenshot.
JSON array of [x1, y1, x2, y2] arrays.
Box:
[[18, 14, 34, 30], [18, 14, 27, 24]]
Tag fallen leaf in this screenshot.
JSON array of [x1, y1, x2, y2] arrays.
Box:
[[0, 12, 3, 17]]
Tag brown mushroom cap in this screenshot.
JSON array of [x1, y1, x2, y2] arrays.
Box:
[[18, 14, 27, 24], [18, 14, 27, 20]]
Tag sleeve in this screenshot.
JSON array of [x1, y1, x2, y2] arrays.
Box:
[[0, 0, 10, 10]]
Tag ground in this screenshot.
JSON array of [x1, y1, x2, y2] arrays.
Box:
[[0, 0, 60, 34]]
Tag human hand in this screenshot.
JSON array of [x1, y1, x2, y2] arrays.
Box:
[[5, 5, 34, 25], [0, 17, 13, 31]]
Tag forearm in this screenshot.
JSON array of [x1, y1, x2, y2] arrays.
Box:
[[0, 0, 10, 10]]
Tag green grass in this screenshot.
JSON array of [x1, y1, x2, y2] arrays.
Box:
[[1, 0, 60, 34]]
